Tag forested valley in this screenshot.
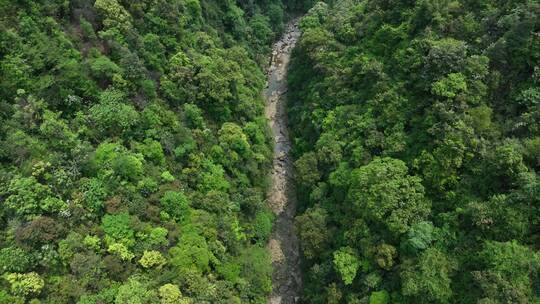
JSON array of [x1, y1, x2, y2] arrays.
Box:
[[0, 0, 539, 303]]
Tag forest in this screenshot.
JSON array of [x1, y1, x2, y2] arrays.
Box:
[[0, 0, 539, 303], [0, 0, 312, 303], [289, 0, 540, 303]]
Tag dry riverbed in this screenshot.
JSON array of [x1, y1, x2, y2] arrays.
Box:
[[264, 20, 302, 304]]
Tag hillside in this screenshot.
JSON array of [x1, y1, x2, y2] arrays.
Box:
[[0, 0, 309, 303], [289, 1, 540, 303]]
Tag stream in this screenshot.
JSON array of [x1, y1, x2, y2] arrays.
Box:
[[264, 20, 302, 304]]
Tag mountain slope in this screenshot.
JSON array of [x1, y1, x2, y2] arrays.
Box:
[[289, 1, 540, 303], [0, 0, 307, 302]]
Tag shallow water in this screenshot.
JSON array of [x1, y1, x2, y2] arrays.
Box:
[[264, 20, 302, 304]]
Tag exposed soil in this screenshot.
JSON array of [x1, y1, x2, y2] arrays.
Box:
[[264, 20, 302, 304]]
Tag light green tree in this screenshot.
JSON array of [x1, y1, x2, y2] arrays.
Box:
[[158, 284, 191, 304], [139, 250, 166, 269], [108, 243, 134, 261], [94, 0, 133, 43], [4, 272, 44, 297], [333, 247, 360, 285], [4, 176, 64, 219], [115, 277, 157, 304]]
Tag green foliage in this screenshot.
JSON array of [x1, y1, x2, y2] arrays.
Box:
[[4, 176, 62, 219], [168, 231, 214, 274], [145, 227, 169, 249], [0, 247, 33, 273], [218, 123, 251, 159], [197, 160, 230, 193], [0, 291, 24, 304], [401, 248, 457, 303], [289, 1, 540, 302], [80, 17, 97, 41], [431, 73, 468, 98], [83, 235, 101, 251], [401, 221, 435, 254], [112, 154, 143, 181], [299, 2, 328, 30], [375, 244, 397, 270], [524, 137, 540, 167], [473, 240, 540, 302], [238, 246, 273, 297], [252, 211, 274, 242], [160, 191, 190, 222], [136, 139, 165, 165], [468, 104, 494, 135], [94, 0, 133, 43], [160, 171, 175, 183], [333, 247, 360, 285], [81, 178, 107, 214], [101, 213, 134, 245], [139, 250, 166, 269], [158, 284, 190, 304], [369, 290, 389, 304], [182, 103, 205, 129], [3, 272, 44, 297], [0, 0, 289, 301], [91, 142, 143, 181], [115, 277, 157, 304], [249, 14, 274, 47], [295, 206, 329, 260], [349, 158, 430, 234], [295, 152, 320, 187], [39, 110, 76, 150], [89, 55, 121, 80], [108, 243, 134, 261], [89, 90, 140, 138], [9, 0, 538, 302]]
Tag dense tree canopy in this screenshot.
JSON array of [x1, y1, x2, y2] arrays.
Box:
[[1, 0, 538, 302], [289, 0, 540, 303], [0, 0, 309, 302]]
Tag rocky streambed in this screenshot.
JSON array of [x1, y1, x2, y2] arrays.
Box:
[[264, 20, 302, 304]]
